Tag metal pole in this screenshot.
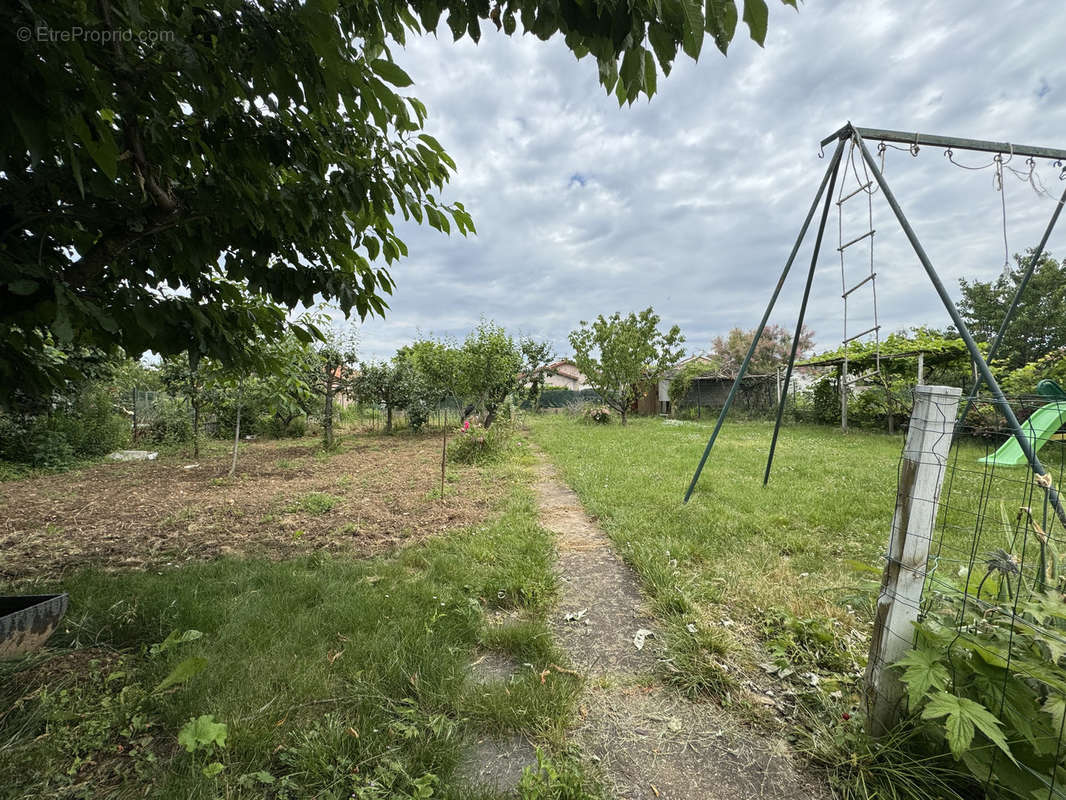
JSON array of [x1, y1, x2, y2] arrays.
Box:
[[955, 184, 1066, 428], [821, 125, 1066, 162], [684, 139, 846, 503], [853, 129, 1066, 526], [764, 147, 843, 485]]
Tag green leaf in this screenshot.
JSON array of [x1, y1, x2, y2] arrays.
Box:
[[921, 692, 1017, 764], [895, 647, 950, 709], [619, 47, 644, 103], [70, 115, 118, 181], [8, 280, 39, 296], [680, 0, 705, 59], [70, 151, 85, 199], [370, 59, 414, 88], [1043, 695, 1066, 733], [705, 0, 739, 54], [742, 0, 769, 46], [150, 629, 204, 656], [648, 22, 678, 75], [155, 656, 208, 692], [178, 715, 229, 753], [202, 762, 225, 777], [643, 51, 657, 98]]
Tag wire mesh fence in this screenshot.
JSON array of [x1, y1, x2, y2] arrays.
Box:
[[870, 387, 1066, 797]]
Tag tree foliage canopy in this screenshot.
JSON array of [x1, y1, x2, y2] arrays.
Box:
[[569, 307, 684, 422], [958, 251, 1066, 371], [2, 0, 794, 404], [709, 324, 813, 376], [461, 320, 522, 426]]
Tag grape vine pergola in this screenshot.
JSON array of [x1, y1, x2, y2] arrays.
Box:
[[683, 123, 1066, 528]]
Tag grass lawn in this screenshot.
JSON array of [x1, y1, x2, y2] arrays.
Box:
[[0, 433, 595, 799], [527, 415, 1061, 703]]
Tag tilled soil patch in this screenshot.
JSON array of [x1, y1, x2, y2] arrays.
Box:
[[0, 434, 500, 581]]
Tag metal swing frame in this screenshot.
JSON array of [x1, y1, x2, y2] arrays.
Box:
[[683, 122, 1066, 527]]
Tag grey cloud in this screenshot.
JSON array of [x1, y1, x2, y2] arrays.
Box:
[[353, 0, 1066, 362]]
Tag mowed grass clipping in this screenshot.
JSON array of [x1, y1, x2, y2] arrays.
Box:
[[0, 449, 582, 800]]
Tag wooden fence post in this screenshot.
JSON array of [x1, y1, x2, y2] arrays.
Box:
[[865, 384, 961, 736]]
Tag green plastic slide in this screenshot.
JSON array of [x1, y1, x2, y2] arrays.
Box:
[[978, 380, 1066, 467]]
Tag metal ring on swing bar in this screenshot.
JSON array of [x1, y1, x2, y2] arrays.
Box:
[[910, 131, 920, 156]]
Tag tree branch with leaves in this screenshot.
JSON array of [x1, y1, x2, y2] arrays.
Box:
[[569, 308, 684, 424], [3, 0, 795, 405]]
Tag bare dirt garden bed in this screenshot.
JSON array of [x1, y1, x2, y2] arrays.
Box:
[[0, 432, 502, 582]]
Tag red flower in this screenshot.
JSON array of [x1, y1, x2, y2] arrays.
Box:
[[842, 712, 851, 721]]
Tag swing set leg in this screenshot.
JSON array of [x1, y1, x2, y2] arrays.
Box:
[[683, 138, 846, 503]]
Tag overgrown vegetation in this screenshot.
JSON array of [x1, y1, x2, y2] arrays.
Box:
[[0, 446, 579, 798]]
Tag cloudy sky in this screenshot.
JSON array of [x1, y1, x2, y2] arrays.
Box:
[[352, 0, 1066, 362]]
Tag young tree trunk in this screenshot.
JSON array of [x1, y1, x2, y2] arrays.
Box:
[[483, 406, 497, 429], [193, 401, 200, 458], [228, 388, 242, 477], [324, 382, 335, 449], [386, 405, 393, 432]]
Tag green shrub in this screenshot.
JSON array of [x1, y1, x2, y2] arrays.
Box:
[[212, 393, 271, 438], [0, 412, 31, 463], [405, 398, 432, 432], [54, 386, 129, 456], [0, 384, 128, 468], [449, 421, 511, 464], [803, 375, 841, 425], [580, 405, 612, 424], [257, 414, 307, 439], [27, 427, 76, 469], [285, 416, 307, 438], [145, 396, 192, 443]]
